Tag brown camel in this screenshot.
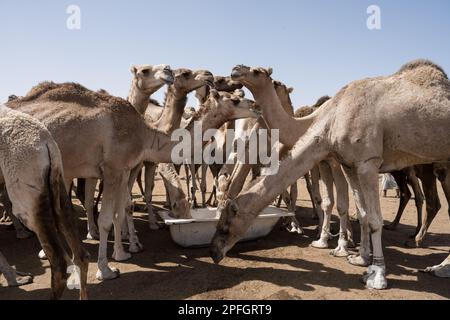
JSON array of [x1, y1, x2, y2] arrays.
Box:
[[211, 60, 450, 288], [7, 82, 257, 281], [386, 164, 450, 248], [0, 105, 89, 299]]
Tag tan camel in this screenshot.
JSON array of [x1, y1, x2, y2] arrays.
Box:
[[0, 105, 89, 299], [217, 80, 303, 233], [135, 68, 215, 230], [211, 60, 450, 288], [221, 66, 352, 254], [7, 83, 257, 281], [82, 64, 174, 240], [181, 76, 245, 208]]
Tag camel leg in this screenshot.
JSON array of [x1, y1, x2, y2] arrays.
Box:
[[0, 251, 33, 287], [84, 179, 99, 240], [200, 164, 208, 208], [407, 168, 440, 248], [111, 172, 133, 262], [310, 166, 324, 225], [304, 172, 318, 217], [384, 171, 410, 231], [281, 183, 303, 235], [343, 167, 371, 267], [136, 169, 145, 200], [124, 165, 145, 252], [184, 164, 191, 202], [434, 165, 450, 220], [95, 170, 129, 281], [226, 162, 252, 201], [354, 161, 387, 290], [0, 187, 33, 239], [144, 162, 159, 230], [330, 162, 352, 257], [311, 162, 334, 249], [189, 163, 199, 208], [407, 169, 424, 237]]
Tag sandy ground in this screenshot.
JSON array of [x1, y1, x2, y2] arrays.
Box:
[[1, 172, 449, 300]]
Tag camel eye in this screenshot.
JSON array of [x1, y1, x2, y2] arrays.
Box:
[[142, 69, 150, 76]]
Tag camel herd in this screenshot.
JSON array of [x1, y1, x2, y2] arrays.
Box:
[[0, 59, 449, 299]]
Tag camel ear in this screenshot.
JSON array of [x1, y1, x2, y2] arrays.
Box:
[[234, 89, 245, 98], [209, 89, 220, 100], [267, 68, 273, 76], [130, 66, 138, 75], [288, 87, 294, 94]]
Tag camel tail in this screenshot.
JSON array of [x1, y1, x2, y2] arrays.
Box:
[[46, 143, 90, 300]]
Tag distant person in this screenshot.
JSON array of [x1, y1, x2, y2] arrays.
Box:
[[381, 173, 400, 198]]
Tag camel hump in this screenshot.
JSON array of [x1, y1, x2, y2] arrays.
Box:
[[313, 96, 332, 109], [397, 59, 448, 79], [10, 81, 132, 110]]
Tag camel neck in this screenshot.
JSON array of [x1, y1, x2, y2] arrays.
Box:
[[154, 85, 188, 134], [128, 81, 151, 115], [253, 86, 315, 148]]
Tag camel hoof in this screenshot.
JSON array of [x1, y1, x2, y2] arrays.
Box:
[[16, 229, 34, 240], [347, 254, 370, 267], [330, 244, 350, 258], [96, 267, 120, 281], [405, 239, 422, 248], [38, 249, 47, 260], [362, 265, 388, 290], [422, 264, 450, 278], [129, 241, 144, 254], [311, 238, 329, 249], [9, 275, 33, 287], [112, 250, 132, 262]]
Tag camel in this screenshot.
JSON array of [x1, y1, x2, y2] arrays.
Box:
[[81, 64, 175, 240], [89, 68, 214, 234], [0, 105, 89, 299], [217, 80, 304, 234], [211, 60, 450, 288], [220, 66, 352, 254], [179, 76, 245, 208], [7, 82, 257, 281], [386, 164, 450, 247], [293, 97, 331, 221], [135, 68, 215, 230]]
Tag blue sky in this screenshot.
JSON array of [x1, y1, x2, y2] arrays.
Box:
[[1, 0, 449, 108]]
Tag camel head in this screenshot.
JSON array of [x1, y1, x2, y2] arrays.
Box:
[[210, 199, 250, 264], [130, 64, 174, 94], [195, 76, 243, 105], [213, 76, 243, 92], [203, 89, 260, 123], [230, 65, 274, 89], [173, 68, 214, 94], [273, 80, 294, 99]]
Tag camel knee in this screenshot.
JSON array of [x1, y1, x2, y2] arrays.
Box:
[[321, 197, 334, 214]]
